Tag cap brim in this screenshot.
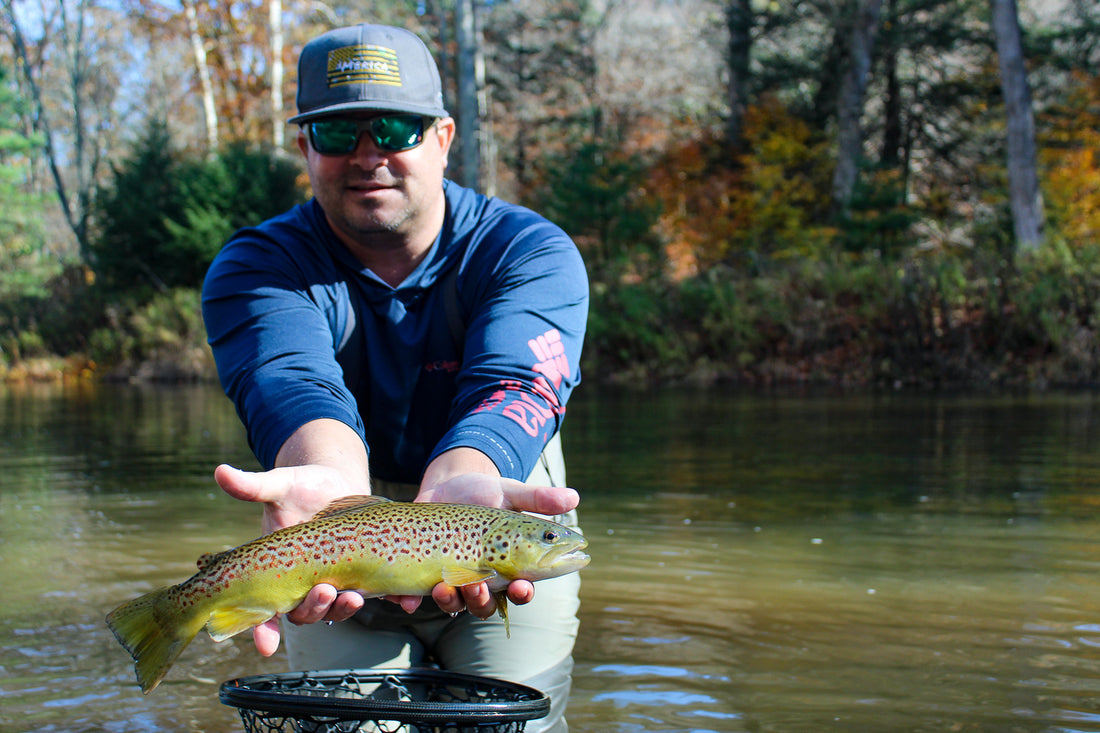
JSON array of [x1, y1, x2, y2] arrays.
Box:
[[288, 100, 450, 124]]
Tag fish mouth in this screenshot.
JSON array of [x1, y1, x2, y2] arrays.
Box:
[[539, 538, 590, 569]]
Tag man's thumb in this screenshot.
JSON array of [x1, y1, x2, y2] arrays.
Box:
[[213, 463, 287, 504]]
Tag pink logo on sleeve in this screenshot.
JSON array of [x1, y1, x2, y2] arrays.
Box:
[[470, 328, 571, 439], [528, 329, 569, 389]]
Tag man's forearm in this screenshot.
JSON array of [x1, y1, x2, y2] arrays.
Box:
[[275, 417, 371, 488]]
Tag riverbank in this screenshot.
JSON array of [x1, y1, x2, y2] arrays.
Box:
[[585, 248, 1100, 390], [3, 246, 1099, 390]]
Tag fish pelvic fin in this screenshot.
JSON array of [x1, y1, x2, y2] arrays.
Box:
[[492, 590, 511, 639], [206, 606, 275, 642], [105, 587, 208, 694]]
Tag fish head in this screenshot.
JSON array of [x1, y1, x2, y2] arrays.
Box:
[[482, 514, 590, 582]]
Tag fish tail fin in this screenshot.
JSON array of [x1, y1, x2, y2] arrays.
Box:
[[106, 587, 208, 694]]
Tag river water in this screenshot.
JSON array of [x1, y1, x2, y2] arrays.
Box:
[[3, 382, 1100, 732]]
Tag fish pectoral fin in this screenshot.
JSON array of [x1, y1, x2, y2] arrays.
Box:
[[441, 566, 498, 587], [205, 607, 275, 642]]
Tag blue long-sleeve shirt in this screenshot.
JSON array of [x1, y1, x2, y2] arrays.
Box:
[[202, 180, 588, 484]]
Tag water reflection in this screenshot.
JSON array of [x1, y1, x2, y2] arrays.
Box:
[[4, 384, 1100, 731]]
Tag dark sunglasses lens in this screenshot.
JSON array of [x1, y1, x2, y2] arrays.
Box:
[[309, 120, 360, 155], [370, 116, 425, 151]]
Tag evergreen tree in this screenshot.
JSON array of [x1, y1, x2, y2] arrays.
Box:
[[91, 120, 188, 292], [91, 121, 305, 294], [0, 66, 52, 299]]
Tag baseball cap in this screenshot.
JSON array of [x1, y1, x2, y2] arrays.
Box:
[[288, 24, 449, 124]]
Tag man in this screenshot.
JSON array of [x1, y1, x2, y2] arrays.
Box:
[[201, 23, 588, 733]]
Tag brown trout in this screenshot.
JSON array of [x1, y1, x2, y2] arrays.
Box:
[[105, 495, 589, 693]]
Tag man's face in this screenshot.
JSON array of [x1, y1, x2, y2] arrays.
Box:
[[297, 114, 456, 250]]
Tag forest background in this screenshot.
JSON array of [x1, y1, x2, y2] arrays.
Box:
[[1, 0, 1098, 388]]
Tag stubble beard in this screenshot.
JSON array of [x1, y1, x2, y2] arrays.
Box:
[[334, 183, 420, 244]]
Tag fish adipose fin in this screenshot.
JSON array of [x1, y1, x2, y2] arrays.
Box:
[[105, 587, 208, 694], [206, 606, 275, 642]]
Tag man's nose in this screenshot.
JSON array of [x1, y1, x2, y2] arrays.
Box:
[[348, 132, 389, 164]]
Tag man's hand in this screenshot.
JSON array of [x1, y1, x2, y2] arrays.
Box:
[[214, 463, 359, 535], [214, 463, 368, 655], [402, 452, 581, 620]]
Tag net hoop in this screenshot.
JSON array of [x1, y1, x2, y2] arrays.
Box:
[[219, 667, 550, 732]]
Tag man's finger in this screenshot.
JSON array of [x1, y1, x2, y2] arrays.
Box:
[[383, 595, 422, 614], [253, 618, 282, 656], [431, 583, 464, 615], [460, 582, 495, 619], [506, 579, 535, 605], [328, 590, 366, 620], [498, 480, 579, 516], [286, 584, 339, 625], [214, 463, 293, 505]]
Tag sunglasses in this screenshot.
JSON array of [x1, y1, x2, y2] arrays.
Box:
[[306, 115, 434, 156]]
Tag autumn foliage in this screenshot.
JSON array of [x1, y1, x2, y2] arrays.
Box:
[[1042, 72, 1100, 249], [648, 98, 835, 279]]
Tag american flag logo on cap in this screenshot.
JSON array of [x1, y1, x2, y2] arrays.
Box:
[[327, 45, 402, 88]]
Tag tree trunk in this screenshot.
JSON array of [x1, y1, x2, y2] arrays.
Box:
[[989, 0, 1044, 251], [831, 0, 884, 216], [726, 0, 752, 148], [878, 0, 901, 166], [473, 1, 495, 196], [269, 0, 284, 150], [183, 0, 218, 153], [455, 0, 480, 189]]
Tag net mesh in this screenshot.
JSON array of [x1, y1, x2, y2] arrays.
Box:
[[220, 669, 548, 733]]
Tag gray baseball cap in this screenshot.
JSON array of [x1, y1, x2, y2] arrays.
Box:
[[288, 24, 449, 124]]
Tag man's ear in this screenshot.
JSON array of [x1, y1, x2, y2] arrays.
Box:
[[296, 127, 309, 157], [435, 117, 457, 168]]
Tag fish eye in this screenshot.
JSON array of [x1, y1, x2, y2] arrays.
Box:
[[543, 530, 560, 543]]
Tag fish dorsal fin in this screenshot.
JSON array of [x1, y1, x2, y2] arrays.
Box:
[[442, 566, 498, 587], [311, 495, 391, 520], [196, 551, 225, 572]]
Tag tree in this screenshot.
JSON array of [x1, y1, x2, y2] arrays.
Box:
[[182, 0, 219, 151], [990, 0, 1044, 251], [831, 0, 884, 216], [0, 65, 52, 299], [91, 121, 187, 292], [269, 0, 284, 150], [483, 0, 598, 200], [91, 121, 305, 293], [90, 118, 303, 290], [726, 0, 752, 147], [454, 0, 483, 189], [2, 0, 120, 260]]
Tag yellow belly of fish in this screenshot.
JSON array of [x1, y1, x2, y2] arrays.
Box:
[[201, 553, 459, 642]]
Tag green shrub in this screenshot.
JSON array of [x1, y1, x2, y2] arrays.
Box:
[[91, 122, 305, 294]]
